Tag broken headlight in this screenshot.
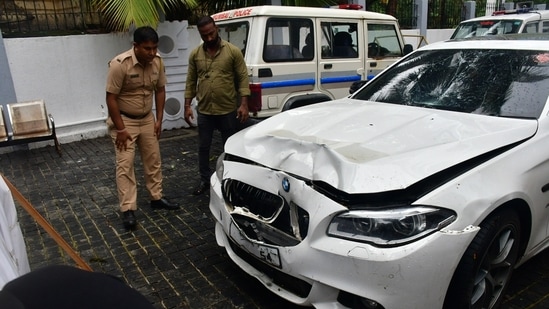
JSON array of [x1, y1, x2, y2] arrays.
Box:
[[327, 206, 456, 247], [215, 152, 226, 180]]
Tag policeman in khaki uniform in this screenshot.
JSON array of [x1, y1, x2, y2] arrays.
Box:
[[105, 26, 179, 229]]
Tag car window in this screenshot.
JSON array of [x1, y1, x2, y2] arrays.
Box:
[[543, 21, 549, 33], [367, 23, 403, 57], [218, 21, 249, 56], [522, 21, 539, 34], [263, 18, 313, 62], [451, 20, 523, 38], [320, 21, 358, 58], [354, 48, 549, 119]]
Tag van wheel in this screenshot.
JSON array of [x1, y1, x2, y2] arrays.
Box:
[[443, 208, 521, 309]]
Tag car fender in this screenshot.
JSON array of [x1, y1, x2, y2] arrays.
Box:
[[281, 93, 332, 112]]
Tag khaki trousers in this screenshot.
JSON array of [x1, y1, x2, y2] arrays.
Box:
[[108, 113, 162, 212]]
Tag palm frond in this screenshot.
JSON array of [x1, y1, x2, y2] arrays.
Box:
[[91, 0, 198, 32]]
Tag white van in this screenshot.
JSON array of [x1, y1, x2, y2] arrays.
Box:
[[451, 6, 549, 39], [212, 5, 412, 118]]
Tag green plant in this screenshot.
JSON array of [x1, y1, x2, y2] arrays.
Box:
[[90, 0, 198, 32]]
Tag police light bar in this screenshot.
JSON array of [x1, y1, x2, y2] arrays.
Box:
[[492, 7, 534, 15], [329, 4, 363, 10]]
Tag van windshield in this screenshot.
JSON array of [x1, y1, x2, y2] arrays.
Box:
[[451, 20, 523, 39], [217, 21, 249, 55]]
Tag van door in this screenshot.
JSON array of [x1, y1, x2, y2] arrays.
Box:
[[257, 17, 316, 116], [318, 19, 364, 100], [365, 22, 406, 80]]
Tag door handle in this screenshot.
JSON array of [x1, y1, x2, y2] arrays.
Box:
[[324, 64, 332, 69], [258, 68, 273, 78]]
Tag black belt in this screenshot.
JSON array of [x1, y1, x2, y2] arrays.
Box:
[[120, 111, 149, 119]]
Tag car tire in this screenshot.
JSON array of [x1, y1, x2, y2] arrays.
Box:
[[443, 208, 521, 309]]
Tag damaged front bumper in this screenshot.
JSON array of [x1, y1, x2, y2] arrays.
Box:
[[209, 162, 480, 309]]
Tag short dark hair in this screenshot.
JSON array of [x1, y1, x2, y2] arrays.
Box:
[[197, 16, 215, 28], [133, 26, 159, 44]]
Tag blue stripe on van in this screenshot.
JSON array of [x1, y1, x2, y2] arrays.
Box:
[[261, 78, 315, 89], [260, 75, 364, 89], [320, 75, 361, 84]]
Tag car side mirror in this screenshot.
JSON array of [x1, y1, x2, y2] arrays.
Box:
[[349, 80, 368, 94], [403, 44, 413, 55]]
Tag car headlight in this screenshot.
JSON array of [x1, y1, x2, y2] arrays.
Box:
[[215, 152, 226, 180], [327, 206, 456, 247]]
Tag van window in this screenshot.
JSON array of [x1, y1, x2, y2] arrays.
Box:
[[367, 23, 403, 57], [320, 22, 358, 58], [218, 21, 249, 56], [263, 18, 313, 62]]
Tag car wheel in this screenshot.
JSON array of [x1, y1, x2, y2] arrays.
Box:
[[443, 208, 521, 309]]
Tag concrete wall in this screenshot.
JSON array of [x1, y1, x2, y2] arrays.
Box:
[[4, 33, 131, 146], [2, 26, 454, 150]]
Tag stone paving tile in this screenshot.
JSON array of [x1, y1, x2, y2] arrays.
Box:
[[1, 127, 548, 309], [0, 128, 300, 309]]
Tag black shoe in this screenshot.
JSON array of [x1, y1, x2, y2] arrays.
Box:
[[192, 181, 209, 196], [150, 197, 179, 210], [122, 210, 136, 229]]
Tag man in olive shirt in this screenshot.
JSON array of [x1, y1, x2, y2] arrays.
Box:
[[184, 16, 250, 195], [106, 26, 179, 229]]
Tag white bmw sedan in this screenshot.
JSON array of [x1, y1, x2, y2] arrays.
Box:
[[209, 39, 549, 309]]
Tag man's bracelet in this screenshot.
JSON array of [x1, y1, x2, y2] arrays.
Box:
[[116, 128, 127, 133]]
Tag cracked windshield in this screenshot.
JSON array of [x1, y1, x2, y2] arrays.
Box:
[[354, 48, 549, 119]]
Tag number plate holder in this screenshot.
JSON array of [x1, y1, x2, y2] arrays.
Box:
[[229, 221, 282, 268]]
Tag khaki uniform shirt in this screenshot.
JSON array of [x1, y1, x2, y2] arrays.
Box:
[[106, 48, 166, 117], [185, 39, 250, 115]]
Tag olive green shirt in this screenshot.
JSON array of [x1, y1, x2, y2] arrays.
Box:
[[185, 39, 250, 115]]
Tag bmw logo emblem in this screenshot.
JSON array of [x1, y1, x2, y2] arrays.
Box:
[[282, 177, 290, 192]]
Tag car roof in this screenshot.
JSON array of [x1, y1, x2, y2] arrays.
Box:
[[418, 38, 549, 51], [455, 33, 549, 41], [457, 10, 549, 23]]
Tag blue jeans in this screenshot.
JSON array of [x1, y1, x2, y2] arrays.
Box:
[[197, 111, 238, 183]]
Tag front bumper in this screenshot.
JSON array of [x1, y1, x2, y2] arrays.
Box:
[[209, 163, 479, 309]]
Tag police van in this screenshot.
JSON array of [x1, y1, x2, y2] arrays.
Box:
[[211, 5, 413, 118], [451, 2, 549, 39]]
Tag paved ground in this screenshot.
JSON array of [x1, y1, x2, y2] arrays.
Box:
[[0, 127, 548, 309]]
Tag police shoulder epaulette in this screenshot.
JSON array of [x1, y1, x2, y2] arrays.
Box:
[[117, 53, 132, 63]]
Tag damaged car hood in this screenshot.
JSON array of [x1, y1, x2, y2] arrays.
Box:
[[226, 100, 537, 193]]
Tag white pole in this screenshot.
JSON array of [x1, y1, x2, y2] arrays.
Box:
[[0, 31, 18, 134], [415, 0, 428, 38]]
